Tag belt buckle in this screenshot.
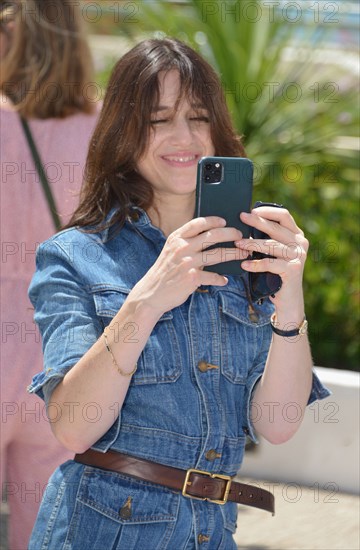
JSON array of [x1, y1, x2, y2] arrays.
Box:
[[182, 468, 232, 505]]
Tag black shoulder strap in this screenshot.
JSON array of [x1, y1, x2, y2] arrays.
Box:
[[19, 117, 61, 231]]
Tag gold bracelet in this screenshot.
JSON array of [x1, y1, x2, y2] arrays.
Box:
[[103, 327, 137, 377]]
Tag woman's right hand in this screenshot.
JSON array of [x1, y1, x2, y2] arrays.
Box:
[[129, 216, 248, 318]]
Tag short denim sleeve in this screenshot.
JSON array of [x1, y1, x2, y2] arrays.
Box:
[[27, 238, 103, 404], [243, 324, 331, 443], [243, 324, 272, 443]]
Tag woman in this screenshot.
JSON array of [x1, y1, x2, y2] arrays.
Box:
[[28, 38, 329, 549], [0, 1, 99, 548]]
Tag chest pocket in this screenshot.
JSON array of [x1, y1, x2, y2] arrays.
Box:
[[92, 287, 182, 385], [219, 290, 273, 384]]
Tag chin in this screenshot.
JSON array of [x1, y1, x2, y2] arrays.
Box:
[[174, 182, 196, 194]]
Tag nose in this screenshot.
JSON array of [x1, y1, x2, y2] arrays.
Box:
[[169, 117, 194, 145]]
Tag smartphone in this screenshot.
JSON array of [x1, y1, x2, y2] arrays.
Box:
[[195, 156, 253, 275], [249, 201, 283, 303]]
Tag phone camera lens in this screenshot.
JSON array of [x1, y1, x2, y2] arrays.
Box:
[[203, 160, 222, 183]]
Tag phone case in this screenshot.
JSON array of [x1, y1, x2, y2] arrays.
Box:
[[195, 156, 253, 275], [249, 201, 283, 302]]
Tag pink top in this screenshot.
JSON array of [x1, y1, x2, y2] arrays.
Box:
[[1, 96, 100, 399]]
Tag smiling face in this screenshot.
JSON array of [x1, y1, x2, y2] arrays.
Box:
[[136, 70, 215, 204]]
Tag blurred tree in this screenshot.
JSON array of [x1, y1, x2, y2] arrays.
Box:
[[92, 1, 360, 370]]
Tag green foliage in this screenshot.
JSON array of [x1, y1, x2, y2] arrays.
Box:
[[102, 1, 359, 369]]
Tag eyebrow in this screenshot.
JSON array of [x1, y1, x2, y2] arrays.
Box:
[[151, 106, 171, 113], [151, 103, 207, 113]]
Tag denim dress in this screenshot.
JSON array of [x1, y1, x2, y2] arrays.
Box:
[[27, 208, 330, 550]]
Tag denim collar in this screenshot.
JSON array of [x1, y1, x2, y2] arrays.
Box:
[[99, 205, 164, 244]]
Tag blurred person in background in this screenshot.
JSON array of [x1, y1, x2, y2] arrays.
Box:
[[0, 1, 100, 547]]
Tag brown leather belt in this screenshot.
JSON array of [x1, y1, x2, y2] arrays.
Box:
[[74, 449, 274, 514]]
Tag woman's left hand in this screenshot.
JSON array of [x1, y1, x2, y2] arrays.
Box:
[[236, 206, 309, 312]]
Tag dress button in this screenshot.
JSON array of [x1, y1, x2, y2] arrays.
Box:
[[198, 360, 209, 372], [198, 534, 210, 544], [205, 449, 221, 461], [197, 361, 219, 373], [119, 496, 132, 519]]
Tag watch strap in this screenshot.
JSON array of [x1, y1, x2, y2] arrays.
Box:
[[270, 313, 308, 337]]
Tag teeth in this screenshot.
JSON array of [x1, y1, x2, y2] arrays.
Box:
[[165, 155, 196, 162]]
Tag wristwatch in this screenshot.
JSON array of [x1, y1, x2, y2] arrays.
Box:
[[270, 313, 308, 337]]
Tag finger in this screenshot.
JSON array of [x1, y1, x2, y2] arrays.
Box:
[[240, 206, 303, 236], [241, 256, 303, 276], [200, 246, 249, 268], [235, 239, 304, 262], [240, 211, 301, 245], [199, 272, 229, 287], [194, 226, 243, 250], [187, 267, 228, 288], [250, 207, 301, 234], [178, 216, 226, 239]]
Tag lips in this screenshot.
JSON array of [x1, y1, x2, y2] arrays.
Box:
[[161, 153, 199, 166]]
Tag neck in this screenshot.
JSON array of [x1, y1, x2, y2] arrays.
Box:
[[147, 192, 195, 237]]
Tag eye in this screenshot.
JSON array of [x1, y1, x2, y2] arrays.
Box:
[[150, 119, 169, 125], [189, 115, 210, 123]]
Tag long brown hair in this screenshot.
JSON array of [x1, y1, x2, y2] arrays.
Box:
[[67, 38, 246, 232], [0, 0, 95, 118]]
